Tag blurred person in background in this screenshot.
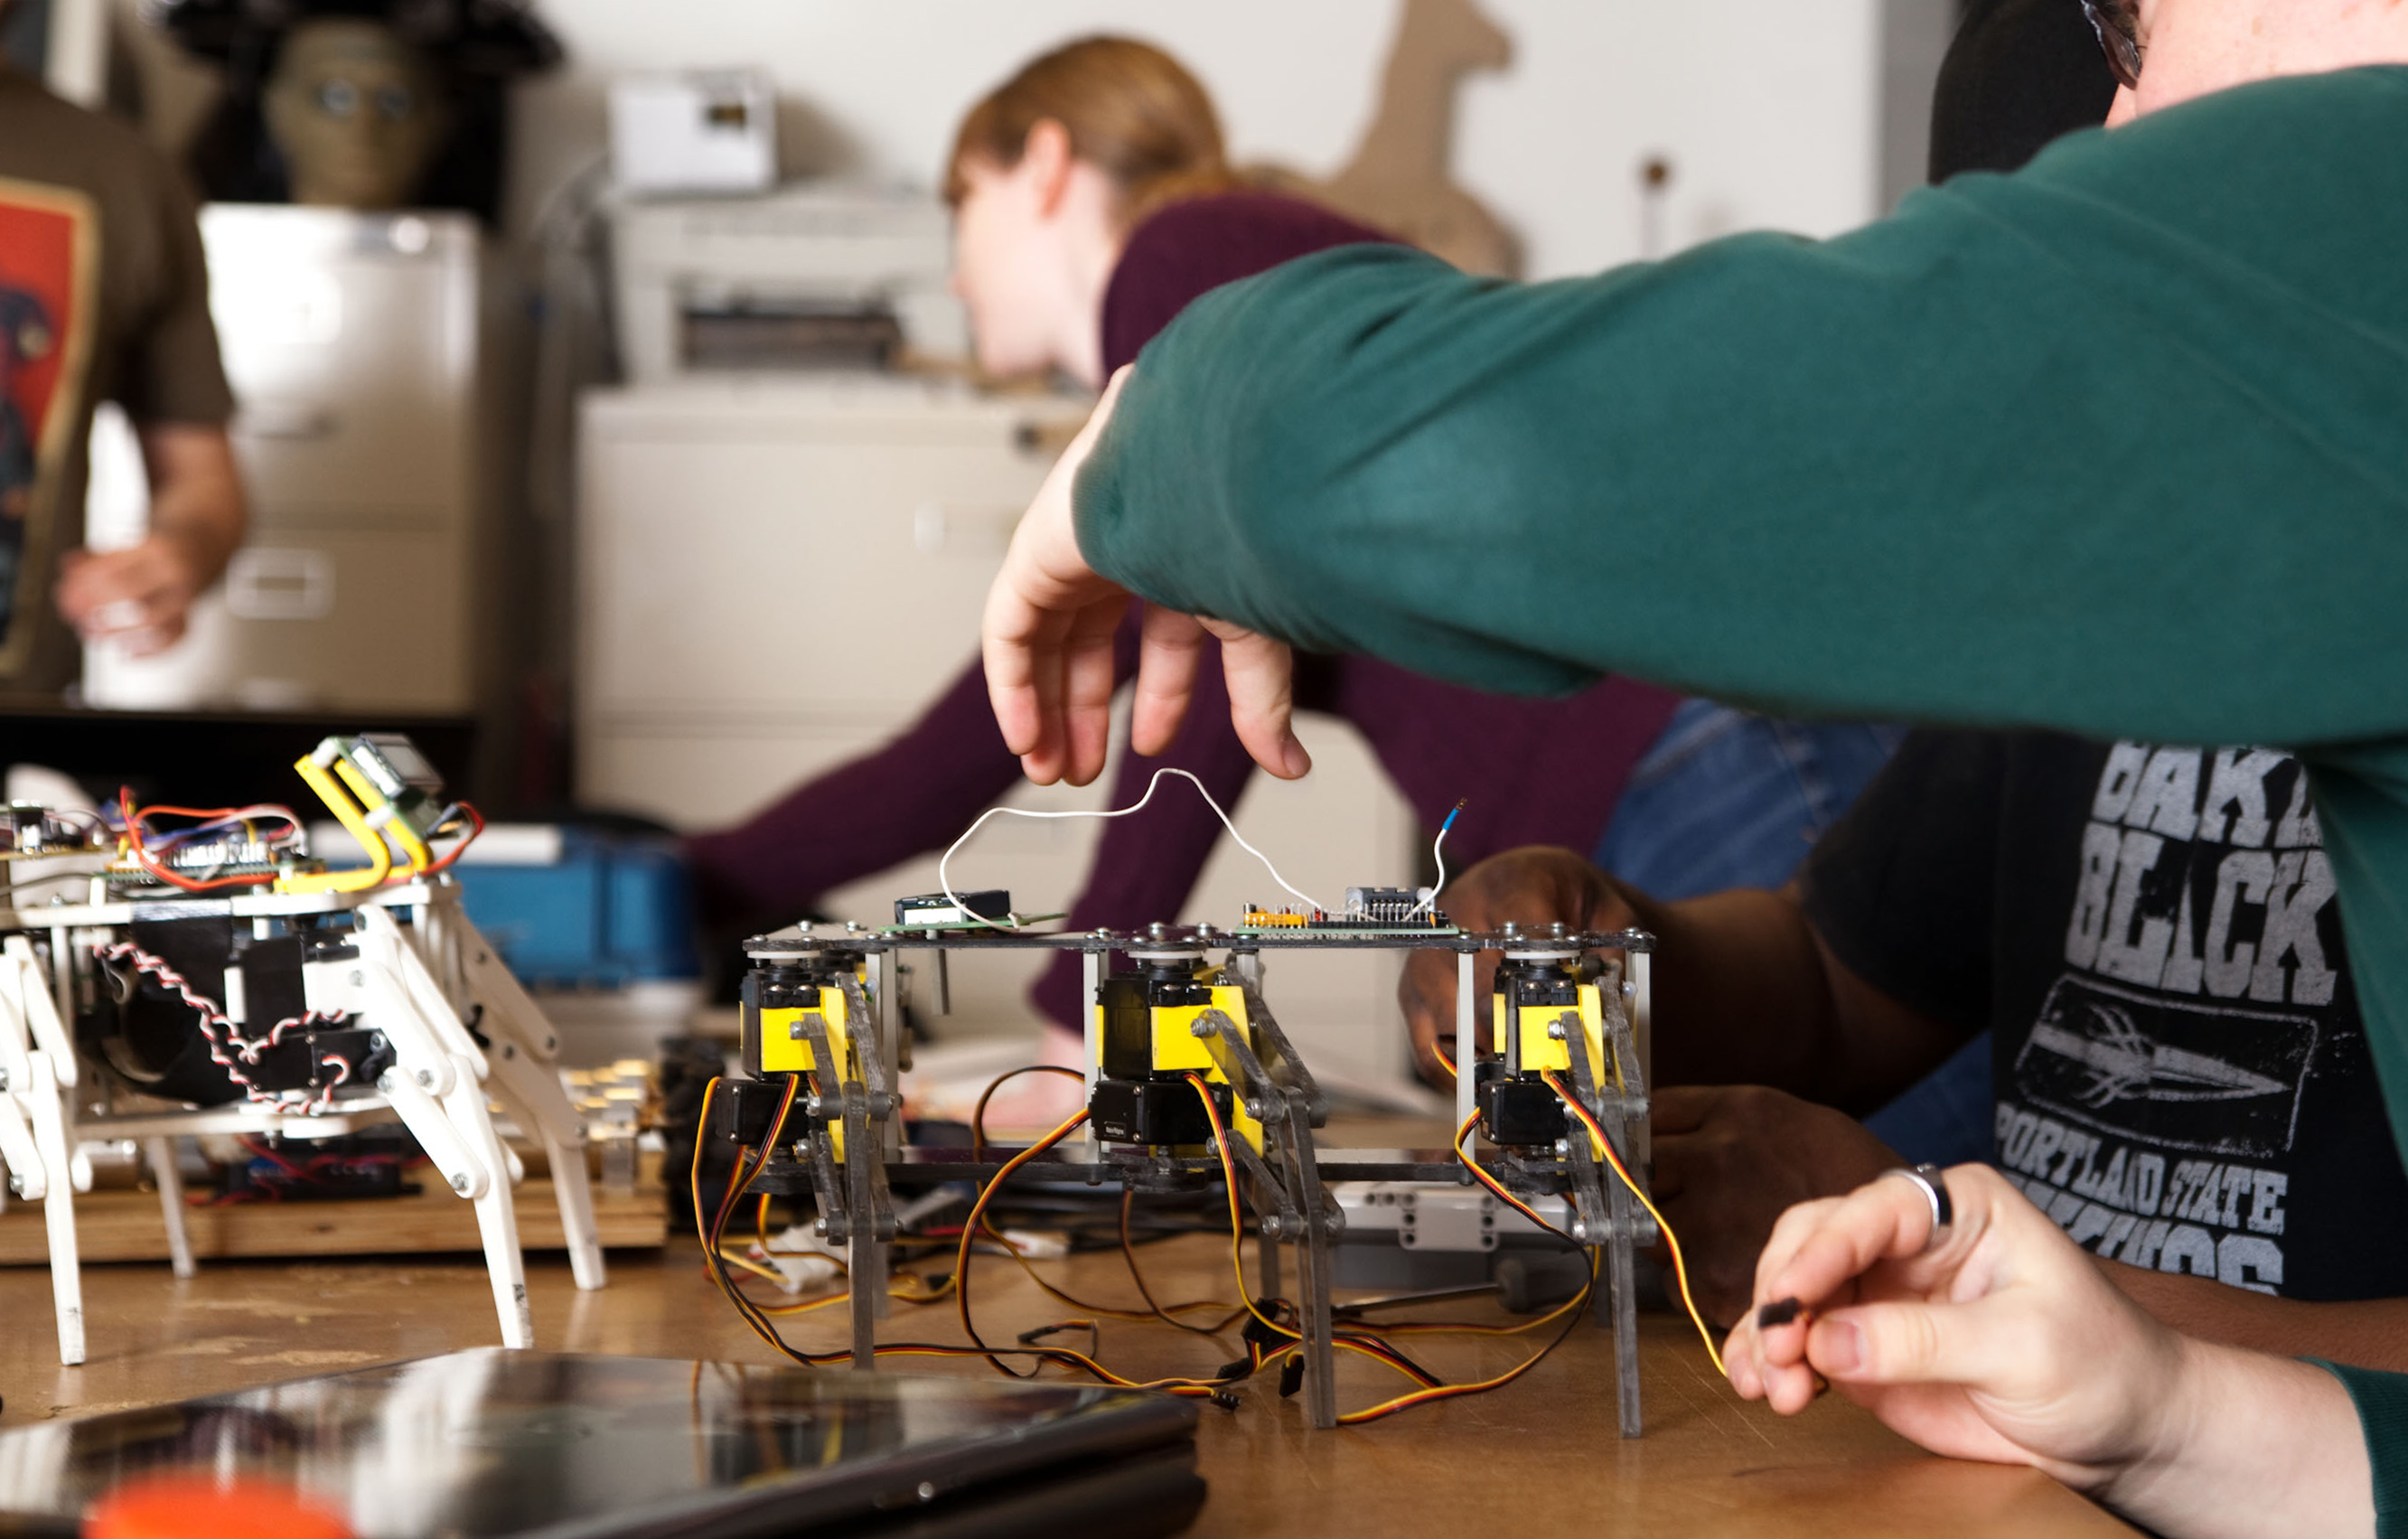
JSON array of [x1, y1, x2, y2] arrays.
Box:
[[682, 35, 1897, 1118], [0, 3, 244, 687]]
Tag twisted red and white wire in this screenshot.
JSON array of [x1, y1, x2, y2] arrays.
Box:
[[94, 941, 355, 1112]]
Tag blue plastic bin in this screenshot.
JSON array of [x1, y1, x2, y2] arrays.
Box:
[[445, 829, 699, 990]]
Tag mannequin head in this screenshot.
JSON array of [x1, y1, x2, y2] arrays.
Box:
[[945, 37, 1229, 386], [262, 18, 445, 210]]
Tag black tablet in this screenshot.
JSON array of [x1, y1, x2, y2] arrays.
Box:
[[0, 1350, 1205, 1539]]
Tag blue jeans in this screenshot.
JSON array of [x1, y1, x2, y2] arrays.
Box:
[[1591, 699, 1903, 899]]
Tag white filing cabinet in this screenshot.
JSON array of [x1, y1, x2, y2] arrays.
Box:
[[85, 206, 504, 713], [576, 379, 1425, 1096]]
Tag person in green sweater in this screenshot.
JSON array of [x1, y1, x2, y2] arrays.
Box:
[[979, 0, 2408, 1525]]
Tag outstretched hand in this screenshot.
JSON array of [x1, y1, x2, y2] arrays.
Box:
[[54, 533, 212, 655], [981, 366, 1310, 786], [1729, 1163, 2187, 1476], [1725, 1165, 2372, 1539]]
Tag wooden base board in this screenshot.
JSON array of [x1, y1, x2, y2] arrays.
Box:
[[0, 1176, 667, 1265]]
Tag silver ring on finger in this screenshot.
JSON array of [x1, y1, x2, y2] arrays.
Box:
[[1881, 1163, 1954, 1251]]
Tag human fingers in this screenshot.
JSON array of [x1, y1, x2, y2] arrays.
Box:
[[52, 548, 131, 627], [1800, 1164, 2116, 1392], [56, 549, 183, 641], [984, 585, 1069, 781], [1725, 1314, 1767, 1400], [1200, 619, 1307, 779], [1747, 1164, 2011, 1409], [1806, 1294, 2023, 1394], [1442, 847, 1624, 933], [983, 370, 1135, 781], [1059, 599, 1126, 787], [1756, 1172, 1943, 1334], [1734, 1193, 1860, 1413], [1130, 606, 1208, 756]]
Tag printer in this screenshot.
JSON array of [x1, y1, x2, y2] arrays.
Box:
[[611, 183, 969, 383]]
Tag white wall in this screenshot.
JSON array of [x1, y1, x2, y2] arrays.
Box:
[[511, 0, 1928, 278]]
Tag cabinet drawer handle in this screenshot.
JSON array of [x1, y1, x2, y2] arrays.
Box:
[[234, 402, 338, 440], [225, 547, 335, 620]]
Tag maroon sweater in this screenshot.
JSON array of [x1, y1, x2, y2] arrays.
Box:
[[684, 192, 1682, 1026]]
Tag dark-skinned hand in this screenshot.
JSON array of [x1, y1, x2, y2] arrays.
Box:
[[1653, 1084, 1902, 1327], [1398, 846, 1635, 1090]]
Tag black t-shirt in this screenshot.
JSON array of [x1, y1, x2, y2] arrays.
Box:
[[1802, 729, 2408, 1302]]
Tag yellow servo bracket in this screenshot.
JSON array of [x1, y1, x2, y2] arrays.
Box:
[[757, 982, 858, 1160], [1494, 981, 1611, 1084], [1150, 982, 1266, 1154]]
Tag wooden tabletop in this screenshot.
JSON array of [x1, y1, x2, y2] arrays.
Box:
[[0, 1207, 2137, 1537]]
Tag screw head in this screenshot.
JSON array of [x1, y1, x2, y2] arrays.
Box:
[[1501, 921, 1521, 939], [813, 1218, 829, 1236], [1570, 1221, 1589, 1243], [350, 970, 365, 986], [1547, 1021, 1568, 1040], [417, 1070, 436, 1087], [450, 1174, 472, 1194], [1553, 1139, 1570, 1156], [1550, 921, 1567, 938]]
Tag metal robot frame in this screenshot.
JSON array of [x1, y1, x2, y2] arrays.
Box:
[[726, 915, 1658, 1434]]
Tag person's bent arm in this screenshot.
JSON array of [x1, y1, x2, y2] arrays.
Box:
[[2105, 1262, 2408, 1373], [55, 423, 244, 655], [1729, 1166, 2376, 1539], [1397, 846, 1963, 1110], [989, 78, 2408, 780]]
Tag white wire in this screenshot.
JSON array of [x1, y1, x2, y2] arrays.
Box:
[[1405, 803, 1463, 920], [939, 766, 1326, 932]]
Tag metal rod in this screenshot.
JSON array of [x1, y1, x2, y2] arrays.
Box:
[[1454, 952, 1476, 1182], [1081, 947, 1102, 1161]]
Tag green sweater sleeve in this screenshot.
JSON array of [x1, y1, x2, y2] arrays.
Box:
[[1074, 67, 2408, 749], [2310, 1360, 2408, 1537], [1071, 66, 2408, 1181]]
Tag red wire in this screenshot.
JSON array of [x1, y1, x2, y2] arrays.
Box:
[[422, 802, 486, 874], [117, 786, 284, 892]]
